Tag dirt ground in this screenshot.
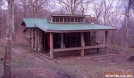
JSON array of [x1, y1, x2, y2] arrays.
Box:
[[52, 48, 134, 78], [0, 37, 134, 78]]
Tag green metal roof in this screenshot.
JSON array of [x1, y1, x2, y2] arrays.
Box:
[[22, 18, 116, 32]]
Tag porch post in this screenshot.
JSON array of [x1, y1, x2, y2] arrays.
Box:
[[61, 33, 64, 48], [50, 33, 54, 59], [31, 28, 34, 48], [105, 31, 108, 54], [81, 32, 85, 57]]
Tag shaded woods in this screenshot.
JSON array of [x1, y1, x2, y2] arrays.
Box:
[[0, 0, 134, 47]]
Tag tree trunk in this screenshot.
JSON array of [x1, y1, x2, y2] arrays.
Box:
[[0, 18, 1, 37], [11, 1, 15, 44], [4, 0, 14, 78]]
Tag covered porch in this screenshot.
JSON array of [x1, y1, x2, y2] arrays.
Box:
[[47, 30, 108, 59]]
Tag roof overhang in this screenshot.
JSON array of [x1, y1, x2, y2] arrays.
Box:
[[44, 29, 116, 33]]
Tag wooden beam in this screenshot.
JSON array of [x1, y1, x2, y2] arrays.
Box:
[[81, 32, 85, 57], [38, 29, 43, 52], [29, 28, 32, 47], [105, 31, 108, 54], [61, 33, 64, 48], [37, 28, 40, 52], [63, 18, 64, 23], [33, 28, 35, 49], [43, 32, 46, 52], [37, 29, 39, 51], [35, 28, 38, 51], [50, 33, 54, 59], [53, 44, 106, 53], [31, 28, 34, 48], [67, 17, 68, 22], [84, 44, 106, 49], [53, 47, 82, 52], [74, 18, 75, 23], [45, 29, 116, 33]]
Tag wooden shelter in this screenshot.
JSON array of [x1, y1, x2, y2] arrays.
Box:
[[21, 14, 116, 59]]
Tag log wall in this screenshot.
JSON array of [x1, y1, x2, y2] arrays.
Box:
[[24, 28, 43, 52]]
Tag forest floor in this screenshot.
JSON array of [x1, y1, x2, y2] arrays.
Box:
[[0, 39, 134, 78]]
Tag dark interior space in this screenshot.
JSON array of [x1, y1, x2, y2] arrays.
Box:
[[42, 32, 91, 53]]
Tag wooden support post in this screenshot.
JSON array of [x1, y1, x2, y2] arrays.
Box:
[[37, 28, 39, 51], [51, 18, 53, 22], [81, 32, 85, 57], [33, 28, 35, 49], [29, 28, 32, 47], [63, 18, 64, 23], [61, 33, 64, 48], [43, 32, 46, 52], [50, 33, 54, 59], [37, 29, 39, 52], [105, 31, 108, 54], [38, 30, 43, 52], [35, 28, 38, 51], [31, 28, 34, 48]]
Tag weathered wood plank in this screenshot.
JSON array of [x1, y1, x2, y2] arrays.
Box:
[[38, 30, 43, 52], [45, 29, 116, 33], [53, 47, 82, 52], [81, 32, 85, 57], [29, 28, 32, 47], [50, 33, 54, 59], [33, 28, 35, 49], [84, 44, 106, 49], [53, 44, 106, 53], [37, 28, 39, 51], [31, 28, 34, 48], [35, 28, 38, 51], [105, 31, 108, 54], [43, 32, 46, 52]]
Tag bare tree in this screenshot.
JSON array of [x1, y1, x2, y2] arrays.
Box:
[[16, 0, 49, 18], [92, 0, 128, 46], [25, 0, 48, 17], [92, 0, 115, 25], [0, 1, 4, 37], [122, 0, 134, 47], [55, 0, 92, 15], [4, 0, 14, 78]]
